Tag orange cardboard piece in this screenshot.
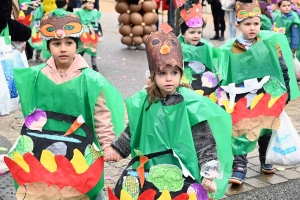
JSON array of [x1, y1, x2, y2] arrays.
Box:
[[16, 182, 89, 200], [180, 4, 203, 23], [159, 23, 173, 34]]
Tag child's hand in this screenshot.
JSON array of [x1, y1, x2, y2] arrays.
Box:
[[104, 146, 122, 162], [202, 178, 217, 193]]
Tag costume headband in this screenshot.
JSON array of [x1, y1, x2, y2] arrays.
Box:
[[236, 0, 262, 22], [145, 23, 183, 73], [174, 0, 203, 28], [40, 13, 83, 40]]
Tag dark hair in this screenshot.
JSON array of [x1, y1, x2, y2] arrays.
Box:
[[55, 0, 68, 8], [278, 0, 291, 7], [47, 37, 79, 50], [261, 7, 273, 19], [180, 19, 207, 35]]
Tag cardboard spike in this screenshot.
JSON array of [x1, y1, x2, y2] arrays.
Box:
[[159, 23, 173, 34]]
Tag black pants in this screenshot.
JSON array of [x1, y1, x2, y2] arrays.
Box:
[[210, 1, 225, 32], [233, 132, 272, 166], [25, 41, 33, 60]]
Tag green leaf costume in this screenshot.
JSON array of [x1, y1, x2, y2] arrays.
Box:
[[178, 35, 220, 99], [28, 4, 44, 50], [75, 9, 102, 56], [218, 31, 299, 155], [126, 87, 232, 199], [261, 14, 273, 30], [12, 64, 124, 199]]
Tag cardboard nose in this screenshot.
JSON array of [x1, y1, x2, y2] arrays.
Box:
[[160, 45, 170, 54]]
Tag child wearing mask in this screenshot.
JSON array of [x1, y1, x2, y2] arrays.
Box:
[[105, 23, 233, 199], [6, 12, 124, 200], [218, 0, 299, 185]]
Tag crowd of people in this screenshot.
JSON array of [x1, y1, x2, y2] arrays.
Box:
[[1, 0, 300, 199]]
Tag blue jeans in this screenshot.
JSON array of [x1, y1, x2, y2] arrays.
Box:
[[225, 10, 236, 38]]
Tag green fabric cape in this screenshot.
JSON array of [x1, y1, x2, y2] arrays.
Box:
[[219, 30, 300, 99], [75, 9, 101, 56], [28, 5, 44, 50], [13, 63, 124, 198], [126, 87, 233, 199], [261, 14, 273, 30]]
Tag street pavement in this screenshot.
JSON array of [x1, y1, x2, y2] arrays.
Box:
[[1, 0, 300, 199]]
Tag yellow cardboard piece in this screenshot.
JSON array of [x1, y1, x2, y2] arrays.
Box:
[[250, 93, 264, 110], [120, 189, 133, 200], [188, 193, 197, 200], [13, 152, 30, 173], [70, 149, 89, 174], [157, 190, 171, 200], [268, 96, 280, 108], [40, 150, 57, 172]]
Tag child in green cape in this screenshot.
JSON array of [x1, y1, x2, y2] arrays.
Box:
[[75, 0, 102, 71], [105, 23, 233, 199], [6, 11, 124, 200], [218, 0, 298, 185]]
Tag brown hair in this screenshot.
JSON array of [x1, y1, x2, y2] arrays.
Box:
[[145, 69, 192, 110]]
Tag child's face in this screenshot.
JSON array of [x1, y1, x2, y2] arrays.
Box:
[[270, 4, 278, 11], [48, 37, 77, 68], [154, 65, 181, 97], [279, 1, 292, 14], [85, 1, 94, 10], [183, 27, 202, 46], [236, 17, 262, 40]]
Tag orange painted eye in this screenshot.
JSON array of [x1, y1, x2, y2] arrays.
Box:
[[63, 22, 82, 35], [40, 24, 56, 38]]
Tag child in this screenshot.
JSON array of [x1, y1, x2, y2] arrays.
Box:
[[218, 0, 298, 185], [6, 12, 124, 200], [75, 0, 102, 71], [179, 18, 221, 102], [272, 0, 300, 54], [105, 23, 233, 199], [259, 1, 273, 30]]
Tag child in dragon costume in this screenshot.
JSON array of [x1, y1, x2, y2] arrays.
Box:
[[75, 0, 102, 71], [218, 0, 299, 185], [174, 1, 221, 103], [105, 23, 233, 199], [259, 1, 273, 30], [5, 11, 124, 200]]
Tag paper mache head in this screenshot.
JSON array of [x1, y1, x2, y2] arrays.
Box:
[[40, 13, 83, 40], [236, 0, 262, 22], [145, 23, 183, 73]]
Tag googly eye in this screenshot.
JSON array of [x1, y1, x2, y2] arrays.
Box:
[[152, 39, 160, 45], [171, 39, 177, 46]]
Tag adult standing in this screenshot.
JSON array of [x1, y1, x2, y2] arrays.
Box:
[[208, 0, 226, 41], [221, 0, 236, 39], [0, 0, 31, 42]]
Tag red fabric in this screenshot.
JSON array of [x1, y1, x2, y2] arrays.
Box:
[[162, 0, 170, 10]]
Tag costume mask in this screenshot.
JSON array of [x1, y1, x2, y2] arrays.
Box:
[[236, 0, 262, 22], [40, 13, 83, 40], [145, 23, 183, 73]]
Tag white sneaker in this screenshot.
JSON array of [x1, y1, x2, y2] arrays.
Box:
[[127, 45, 137, 50]]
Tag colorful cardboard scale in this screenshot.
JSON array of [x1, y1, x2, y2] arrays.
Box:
[[4, 151, 104, 195], [107, 187, 197, 200]]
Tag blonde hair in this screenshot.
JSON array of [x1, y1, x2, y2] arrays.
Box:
[[145, 69, 192, 110]]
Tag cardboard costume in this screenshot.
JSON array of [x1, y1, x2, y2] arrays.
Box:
[[110, 24, 233, 199], [218, 0, 299, 155], [75, 0, 102, 56], [5, 13, 124, 200], [178, 36, 220, 101]]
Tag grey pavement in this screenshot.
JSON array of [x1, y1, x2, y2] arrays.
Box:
[[1, 1, 300, 199]]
